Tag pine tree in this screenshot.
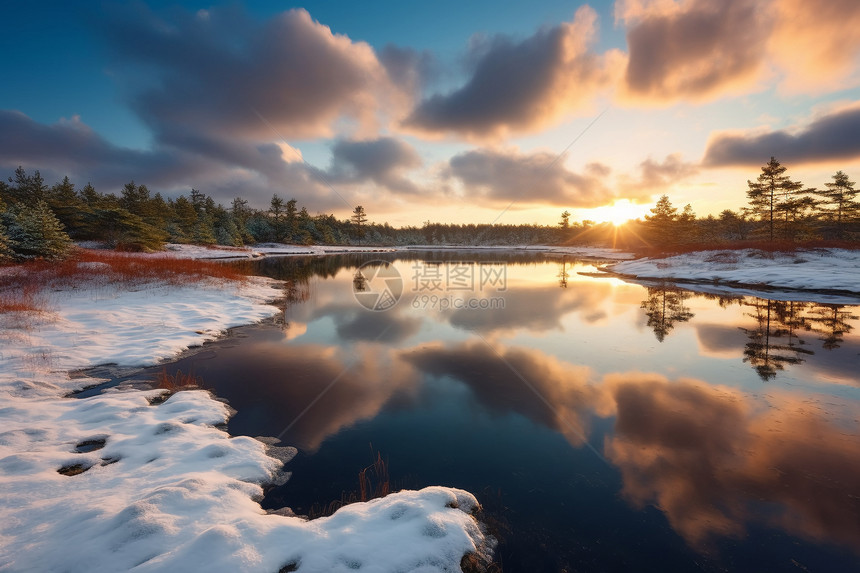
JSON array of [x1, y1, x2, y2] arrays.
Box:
[[351, 205, 367, 244], [269, 194, 287, 242], [48, 176, 88, 237], [746, 157, 803, 240], [559, 210, 570, 230], [5, 200, 73, 260], [817, 171, 859, 236], [644, 195, 677, 247], [0, 196, 13, 262]]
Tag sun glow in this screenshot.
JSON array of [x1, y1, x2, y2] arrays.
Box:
[[586, 199, 650, 226]]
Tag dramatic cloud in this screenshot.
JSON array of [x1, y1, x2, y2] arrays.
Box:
[[405, 6, 612, 139], [325, 137, 423, 194], [620, 153, 698, 192], [378, 45, 438, 97], [102, 5, 401, 141], [703, 104, 860, 166], [0, 110, 340, 209], [447, 148, 614, 207], [770, 0, 860, 93], [616, 0, 860, 101], [606, 376, 860, 550], [619, 0, 769, 102]]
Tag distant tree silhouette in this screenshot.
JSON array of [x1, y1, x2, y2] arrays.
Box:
[[559, 210, 570, 230], [641, 283, 694, 342], [351, 205, 367, 244]]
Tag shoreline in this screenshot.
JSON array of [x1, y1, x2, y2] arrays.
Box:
[[0, 257, 489, 572]]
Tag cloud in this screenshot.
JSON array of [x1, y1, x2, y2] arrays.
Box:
[[605, 375, 860, 549], [447, 148, 614, 207], [404, 6, 612, 139], [446, 281, 614, 334], [619, 0, 769, 103], [703, 104, 860, 166], [402, 341, 611, 446], [619, 153, 699, 193], [378, 44, 438, 97], [616, 0, 860, 102], [770, 0, 860, 93], [0, 110, 347, 210], [102, 5, 401, 141], [325, 137, 423, 194]]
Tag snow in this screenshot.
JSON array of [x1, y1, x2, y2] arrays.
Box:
[[158, 242, 634, 261], [606, 248, 860, 298], [162, 243, 398, 260], [0, 254, 488, 572]]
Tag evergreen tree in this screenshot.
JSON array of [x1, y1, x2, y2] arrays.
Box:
[[80, 183, 101, 207], [0, 196, 13, 262], [269, 194, 287, 241], [5, 200, 73, 260], [746, 157, 803, 240], [82, 207, 167, 251], [286, 198, 299, 241], [644, 195, 678, 247], [559, 210, 570, 230], [817, 171, 859, 236], [172, 196, 198, 241], [351, 205, 367, 244], [48, 176, 88, 237], [230, 197, 254, 243]]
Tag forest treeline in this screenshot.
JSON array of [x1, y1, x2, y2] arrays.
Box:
[[637, 157, 859, 249], [0, 157, 857, 261]]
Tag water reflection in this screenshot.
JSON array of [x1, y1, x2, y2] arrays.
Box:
[[640, 283, 694, 342], [606, 376, 860, 550], [210, 255, 860, 569]]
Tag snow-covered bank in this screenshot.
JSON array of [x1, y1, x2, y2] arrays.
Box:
[[159, 242, 635, 261], [0, 255, 489, 572], [605, 248, 860, 298], [162, 243, 398, 260]]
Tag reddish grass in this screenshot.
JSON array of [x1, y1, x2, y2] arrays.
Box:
[[1, 248, 245, 291], [0, 285, 44, 313], [155, 368, 203, 391], [0, 247, 248, 318]]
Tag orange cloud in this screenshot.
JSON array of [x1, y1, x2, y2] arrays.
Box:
[[618, 0, 771, 104], [404, 6, 617, 140], [770, 0, 860, 93], [605, 375, 860, 550]]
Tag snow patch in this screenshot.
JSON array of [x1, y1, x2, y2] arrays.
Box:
[[607, 248, 860, 298], [0, 265, 488, 571]]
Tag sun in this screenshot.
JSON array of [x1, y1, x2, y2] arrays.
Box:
[[588, 199, 649, 226]]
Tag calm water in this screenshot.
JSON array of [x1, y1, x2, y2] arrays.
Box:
[[163, 252, 860, 572]]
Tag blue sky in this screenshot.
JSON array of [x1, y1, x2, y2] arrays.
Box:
[[2, 0, 860, 226]]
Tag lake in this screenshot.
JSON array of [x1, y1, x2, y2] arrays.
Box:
[[160, 251, 860, 572]]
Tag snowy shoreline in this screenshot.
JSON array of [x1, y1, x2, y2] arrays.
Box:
[[602, 248, 860, 301], [0, 255, 490, 572]]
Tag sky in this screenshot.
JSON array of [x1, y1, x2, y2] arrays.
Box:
[[2, 0, 860, 226]]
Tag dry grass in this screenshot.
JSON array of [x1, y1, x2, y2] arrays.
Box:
[[155, 368, 203, 391], [0, 247, 247, 320], [307, 450, 393, 519]]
